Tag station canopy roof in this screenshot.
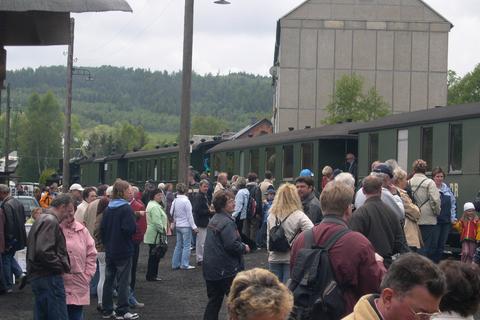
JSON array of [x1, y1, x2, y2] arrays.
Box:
[[0, 0, 132, 46]]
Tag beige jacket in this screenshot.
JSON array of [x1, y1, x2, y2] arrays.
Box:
[[398, 188, 423, 248], [409, 173, 441, 225], [267, 209, 313, 263]]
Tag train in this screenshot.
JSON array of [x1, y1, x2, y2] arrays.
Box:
[[72, 102, 480, 219]]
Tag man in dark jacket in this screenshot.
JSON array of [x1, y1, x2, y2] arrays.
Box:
[[0, 184, 27, 292], [0, 207, 6, 294], [203, 190, 249, 320], [193, 180, 211, 266], [295, 176, 323, 224], [26, 193, 72, 319], [101, 179, 139, 320], [349, 176, 409, 267]]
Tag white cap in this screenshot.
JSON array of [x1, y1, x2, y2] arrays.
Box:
[[69, 183, 84, 191], [106, 186, 113, 196], [464, 202, 475, 211]]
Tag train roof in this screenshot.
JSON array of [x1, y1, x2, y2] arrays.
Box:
[[349, 102, 480, 133], [208, 122, 358, 153]]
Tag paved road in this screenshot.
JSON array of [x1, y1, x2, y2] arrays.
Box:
[[1, 238, 269, 320]]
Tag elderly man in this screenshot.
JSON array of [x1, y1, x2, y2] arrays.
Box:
[[69, 183, 84, 209], [0, 184, 27, 293], [27, 194, 73, 319], [343, 253, 446, 320], [354, 163, 405, 221], [213, 172, 228, 197], [349, 176, 409, 267]]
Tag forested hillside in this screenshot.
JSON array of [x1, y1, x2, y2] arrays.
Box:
[[6, 66, 273, 133]]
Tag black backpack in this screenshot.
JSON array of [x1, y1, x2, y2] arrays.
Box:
[[288, 227, 350, 320], [268, 215, 292, 252], [246, 185, 259, 219]]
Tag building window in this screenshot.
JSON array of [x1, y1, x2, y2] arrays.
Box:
[[250, 149, 259, 174], [171, 157, 178, 180], [397, 129, 408, 171], [368, 133, 379, 170], [421, 127, 433, 172], [129, 162, 135, 181], [265, 147, 276, 173], [301, 143, 313, 170], [449, 124, 462, 173], [283, 145, 294, 179], [159, 159, 166, 181]]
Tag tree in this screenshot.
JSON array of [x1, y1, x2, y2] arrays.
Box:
[[448, 64, 480, 105], [191, 115, 228, 135], [17, 92, 63, 181], [322, 74, 390, 125]]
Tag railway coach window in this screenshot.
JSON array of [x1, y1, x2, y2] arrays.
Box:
[[250, 149, 259, 175], [368, 133, 379, 169], [226, 152, 235, 177], [301, 143, 313, 170], [421, 127, 433, 172], [283, 145, 294, 179], [397, 130, 408, 170], [265, 147, 276, 173], [449, 124, 462, 173]]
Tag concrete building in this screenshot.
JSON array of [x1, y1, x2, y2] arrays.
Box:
[[272, 0, 452, 132]]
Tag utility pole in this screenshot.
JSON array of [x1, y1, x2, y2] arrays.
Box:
[[63, 18, 74, 190], [4, 83, 10, 184], [178, 0, 194, 185]]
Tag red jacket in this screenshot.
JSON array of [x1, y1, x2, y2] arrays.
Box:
[[130, 199, 147, 244], [290, 215, 385, 316], [453, 219, 479, 242]]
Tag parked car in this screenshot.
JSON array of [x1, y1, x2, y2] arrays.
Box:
[[14, 195, 40, 218]]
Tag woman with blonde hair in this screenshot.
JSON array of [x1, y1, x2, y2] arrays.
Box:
[[393, 168, 423, 251], [267, 183, 313, 283], [227, 268, 293, 320]]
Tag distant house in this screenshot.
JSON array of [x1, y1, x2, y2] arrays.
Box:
[[229, 119, 273, 140], [272, 0, 452, 133]]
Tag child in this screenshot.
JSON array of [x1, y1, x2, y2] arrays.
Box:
[[256, 187, 275, 249], [452, 202, 479, 263]]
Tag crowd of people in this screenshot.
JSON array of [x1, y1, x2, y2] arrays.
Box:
[[1, 153, 480, 320]]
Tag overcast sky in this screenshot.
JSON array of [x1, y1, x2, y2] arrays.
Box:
[[5, 0, 480, 76]]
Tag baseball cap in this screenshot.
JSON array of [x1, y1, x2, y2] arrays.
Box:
[[299, 169, 314, 177], [69, 183, 84, 191], [372, 163, 393, 178], [464, 202, 475, 212], [264, 186, 276, 195]]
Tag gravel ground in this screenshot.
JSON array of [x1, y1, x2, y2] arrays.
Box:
[[0, 237, 269, 320]]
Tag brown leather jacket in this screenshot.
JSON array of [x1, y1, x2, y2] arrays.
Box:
[[26, 211, 70, 279]]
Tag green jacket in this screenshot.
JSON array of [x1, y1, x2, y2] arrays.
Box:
[[144, 200, 167, 245]]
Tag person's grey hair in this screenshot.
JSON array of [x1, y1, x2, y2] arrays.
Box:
[[51, 193, 73, 208], [393, 168, 407, 184], [236, 177, 247, 189], [132, 186, 139, 193], [176, 183, 187, 194], [385, 159, 399, 171], [0, 184, 10, 194], [199, 179, 209, 187], [370, 171, 389, 185], [334, 172, 355, 189]]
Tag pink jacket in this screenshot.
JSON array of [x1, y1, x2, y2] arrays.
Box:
[[60, 220, 97, 306]]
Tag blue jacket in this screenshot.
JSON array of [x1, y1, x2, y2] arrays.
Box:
[[438, 183, 457, 223], [100, 199, 137, 261]]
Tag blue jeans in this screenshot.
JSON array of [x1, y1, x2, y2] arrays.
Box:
[[269, 262, 290, 284], [433, 223, 451, 263], [419, 225, 440, 261], [256, 220, 267, 248], [89, 260, 99, 296], [172, 227, 192, 269], [31, 275, 68, 320], [2, 250, 23, 289], [103, 257, 132, 316], [67, 305, 83, 320]]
